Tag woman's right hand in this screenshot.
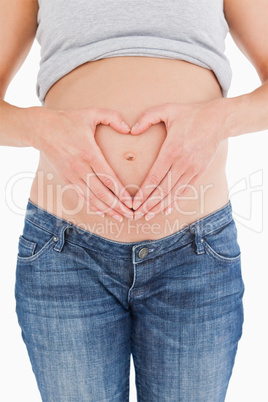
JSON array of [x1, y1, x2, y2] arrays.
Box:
[[31, 105, 134, 221]]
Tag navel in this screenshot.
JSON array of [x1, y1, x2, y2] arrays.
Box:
[[123, 151, 136, 161]]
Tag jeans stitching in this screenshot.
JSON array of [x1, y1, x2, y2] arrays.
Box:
[[201, 217, 234, 237], [25, 217, 57, 236], [16, 236, 56, 262], [203, 240, 241, 263]]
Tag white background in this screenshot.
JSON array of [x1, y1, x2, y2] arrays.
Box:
[[0, 32, 267, 401]]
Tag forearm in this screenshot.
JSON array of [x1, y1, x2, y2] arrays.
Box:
[[220, 79, 268, 139], [0, 98, 45, 148]]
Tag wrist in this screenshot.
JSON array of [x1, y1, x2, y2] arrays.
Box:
[[20, 106, 53, 149], [210, 96, 245, 141], [217, 94, 255, 140], [16, 105, 41, 148]]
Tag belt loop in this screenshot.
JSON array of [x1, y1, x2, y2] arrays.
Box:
[[190, 223, 205, 255], [53, 222, 72, 253]]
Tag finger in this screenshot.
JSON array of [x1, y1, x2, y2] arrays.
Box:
[[135, 157, 189, 217], [69, 180, 127, 223], [132, 140, 175, 210], [89, 144, 133, 209], [163, 181, 196, 215], [90, 108, 131, 134], [82, 168, 134, 218], [144, 172, 199, 221], [133, 159, 189, 219], [130, 103, 172, 135], [162, 165, 208, 215]]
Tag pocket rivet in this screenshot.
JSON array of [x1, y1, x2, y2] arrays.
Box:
[[53, 236, 58, 242], [201, 238, 204, 242]]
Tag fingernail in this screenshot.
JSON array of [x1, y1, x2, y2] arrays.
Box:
[[131, 122, 139, 131], [125, 200, 133, 209], [122, 121, 130, 130], [134, 212, 144, 220], [165, 207, 173, 216], [124, 213, 134, 220], [145, 212, 155, 221], [113, 215, 123, 223], [96, 211, 105, 218], [133, 201, 142, 210]]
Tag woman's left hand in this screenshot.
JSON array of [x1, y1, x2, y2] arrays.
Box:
[[130, 99, 230, 220]]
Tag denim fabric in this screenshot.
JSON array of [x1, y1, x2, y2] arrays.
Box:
[[15, 198, 245, 402]]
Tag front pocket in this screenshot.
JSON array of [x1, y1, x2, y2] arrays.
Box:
[[18, 235, 37, 258], [17, 218, 57, 262], [202, 219, 241, 263]]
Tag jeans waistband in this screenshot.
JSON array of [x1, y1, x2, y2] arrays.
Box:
[[24, 198, 233, 261]]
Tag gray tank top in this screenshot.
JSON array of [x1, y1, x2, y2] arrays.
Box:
[[36, 0, 232, 105]]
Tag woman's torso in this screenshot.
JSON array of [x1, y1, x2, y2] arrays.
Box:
[[30, 56, 229, 242]]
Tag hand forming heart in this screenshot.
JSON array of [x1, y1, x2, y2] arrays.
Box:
[[35, 106, 134, 222], [129, 99, 231, 221]]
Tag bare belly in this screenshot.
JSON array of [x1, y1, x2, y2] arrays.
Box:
[[30, 56, 229, 242]]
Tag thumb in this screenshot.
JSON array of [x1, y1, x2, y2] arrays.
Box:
[[130, 104, 170, 135], [94, 108, 131, 134]]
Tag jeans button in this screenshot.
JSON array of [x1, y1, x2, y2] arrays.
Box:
[[138, 247, 149, 259]]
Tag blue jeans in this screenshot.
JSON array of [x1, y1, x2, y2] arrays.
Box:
[[15, 198, 245, 401]]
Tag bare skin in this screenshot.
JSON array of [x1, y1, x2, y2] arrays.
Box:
[[1, 0, 268, 242], [30, 56, 230, 241]]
